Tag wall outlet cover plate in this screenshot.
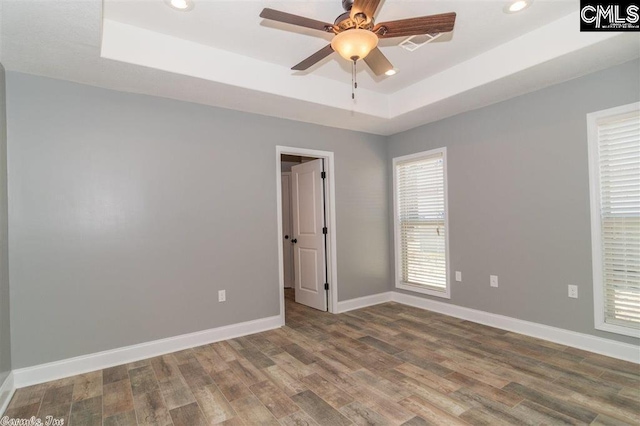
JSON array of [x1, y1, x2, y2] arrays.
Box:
[[490, 275, 499, 287]]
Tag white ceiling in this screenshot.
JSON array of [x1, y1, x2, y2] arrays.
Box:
[[103, 0, 577, 94], [1, 0, 639, 135]]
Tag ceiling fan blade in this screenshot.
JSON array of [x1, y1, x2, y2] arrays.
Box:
[[350, 0, 383, 19], [373, 12, 456, 38], [364, 47, 393, 76], [260, 8, 334, 32], [292, 45, 335, 71]]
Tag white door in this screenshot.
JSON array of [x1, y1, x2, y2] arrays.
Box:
[[291, 159, 327, 311], [281, 172, 294, 288]]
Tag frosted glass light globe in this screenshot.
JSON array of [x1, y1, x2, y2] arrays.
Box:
[[331, 29, 379, 61]]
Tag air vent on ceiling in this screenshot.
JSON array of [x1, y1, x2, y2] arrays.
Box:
[[398, 33, 443, 52]]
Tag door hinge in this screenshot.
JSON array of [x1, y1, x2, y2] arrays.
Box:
[[324, 283, 329, 290], [322, 227, 328, 234], [321, 171, 326, 179]]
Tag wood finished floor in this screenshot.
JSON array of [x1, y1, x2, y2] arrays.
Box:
[[5, 290, 640, 426]]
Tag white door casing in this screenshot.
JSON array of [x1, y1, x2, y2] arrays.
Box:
[[281, 172, 294, 288], [291, 159, 327, 311], [275, 145, 338, 321]]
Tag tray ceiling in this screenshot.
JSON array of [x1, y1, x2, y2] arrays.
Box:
[[1, 0, 638, 134]]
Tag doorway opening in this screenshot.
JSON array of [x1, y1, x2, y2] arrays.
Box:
[[276, 146, 338, 324]]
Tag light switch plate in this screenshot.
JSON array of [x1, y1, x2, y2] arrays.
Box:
[[455, 271, 462, 282], [218, 290, 226, 302], [568, 285, 578, 299]]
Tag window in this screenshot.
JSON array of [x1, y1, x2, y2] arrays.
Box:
[[393, 148, 450, 298], [588, 102, 640, 337]]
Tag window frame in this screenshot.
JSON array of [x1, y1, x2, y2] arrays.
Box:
[[587, 102, 640, 338], [393, 147, 451, 299]]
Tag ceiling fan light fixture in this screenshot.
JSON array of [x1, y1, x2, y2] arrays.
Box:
[[167, 0, 194, 11], [385, 69, 397, 76], [505, 0, 532, 13], [331, 29, 379, 61]]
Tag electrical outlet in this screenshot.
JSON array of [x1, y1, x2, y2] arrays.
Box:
[[490, 275, 499, 288], [568, 285, 578, 299], [455, 271, 462, 282], [218, 290, 226, 302]]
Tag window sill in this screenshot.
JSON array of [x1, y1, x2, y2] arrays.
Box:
[[595, 321, 640, 338], [396, 282, 451, 299]]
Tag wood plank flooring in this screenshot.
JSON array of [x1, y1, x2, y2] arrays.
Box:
[[4, 290, 639, 425]]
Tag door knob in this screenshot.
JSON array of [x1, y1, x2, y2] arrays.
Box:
[[291, 238, 297, 244], [284, 235, 289, 240]]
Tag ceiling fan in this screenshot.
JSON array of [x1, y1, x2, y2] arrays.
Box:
[[259, 0, 457, 77]]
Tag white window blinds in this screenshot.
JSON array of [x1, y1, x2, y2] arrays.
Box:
[[395, 150, 448, 296], [595, 110, 640, 331]]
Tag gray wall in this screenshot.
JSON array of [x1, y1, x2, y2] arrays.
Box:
[[7, 73, 390, 368], [6, 59, 638, 369], [388, 59, 640, 345], [0, 63, 10, 385]]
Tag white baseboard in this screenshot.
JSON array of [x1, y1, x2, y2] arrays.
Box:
[[0, 372, 15, 416], [13, 315, 282, 388], [337, 292, 393, 313], [9, 290, 639, 390], [391, 292, 640, 364]]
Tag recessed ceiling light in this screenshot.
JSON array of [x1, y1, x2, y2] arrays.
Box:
[[385, 69, 397, 76], [505, 0, 532, 13], [166, 0, 194, 11]]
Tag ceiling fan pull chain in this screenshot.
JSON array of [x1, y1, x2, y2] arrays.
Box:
[[351, 58, 357, 100]]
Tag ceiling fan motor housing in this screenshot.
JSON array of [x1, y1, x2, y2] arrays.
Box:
[[334, 11, 373, 31], [342, 0, 354, 12]]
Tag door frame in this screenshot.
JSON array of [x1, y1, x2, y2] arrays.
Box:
[[275, 146, 338, 322], [280, 171, 294, 289]]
